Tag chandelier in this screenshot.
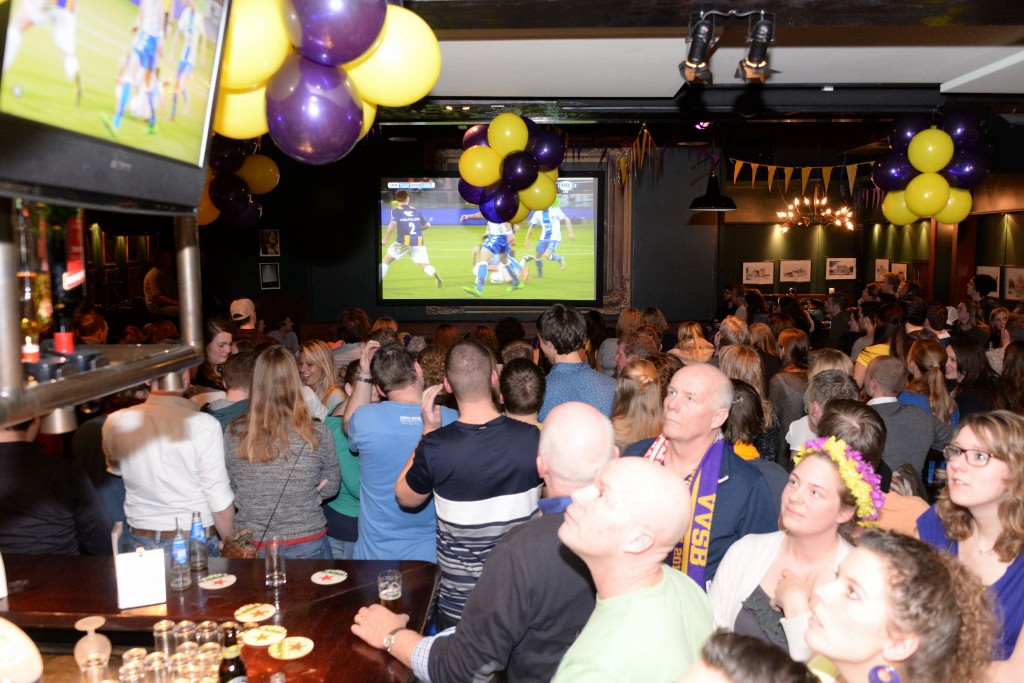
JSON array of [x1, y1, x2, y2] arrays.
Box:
[[776, 184, 854, 233]]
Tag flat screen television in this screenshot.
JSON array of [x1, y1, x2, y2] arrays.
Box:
[[0, 0, 230, 213], [377, 171, 604, 307]]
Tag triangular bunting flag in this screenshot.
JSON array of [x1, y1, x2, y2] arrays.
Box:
[[767, 166, 777, 191], [733, 159, 743, 185], [846, 163, 859, 195], [750, 164, 760, 186], [783, 167, 794, 194], [800, 167, 812, 195], [822, 166, 833, 192]]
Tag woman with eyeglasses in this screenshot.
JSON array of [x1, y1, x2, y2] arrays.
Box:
[[916, 410, 1024, 675]]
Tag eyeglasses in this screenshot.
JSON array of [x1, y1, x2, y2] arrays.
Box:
[[943, 444, 993, 467]]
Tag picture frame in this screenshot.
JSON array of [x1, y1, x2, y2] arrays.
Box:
[[890, 262, 908, 279], [259, 229, 280, 257], [1004, 266, 1024, 301], [779, 259, 812, 283], [825, 257, 857, 280], [742, 261, 774, 286], [976, 265, 1001, 296], [874, 258, 890, 282], [259, 263, 281, 290]]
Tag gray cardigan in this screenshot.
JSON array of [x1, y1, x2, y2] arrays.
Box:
[[224, 422, 340, 541]]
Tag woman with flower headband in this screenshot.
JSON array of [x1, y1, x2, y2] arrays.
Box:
[[916, 410, 1024, 678], [805, 529, 996, 683], [708, 435, 885, 661]]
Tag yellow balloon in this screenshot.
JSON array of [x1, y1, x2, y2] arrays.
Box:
[[236, 155, 280, 195], [541, 168, 558, 182], [213, 84, 269, 139], [510, 203, 531, 224], [359, 100, 377, 140], [881, 191, 919, 226], [519, 173, 556, 211], [197, 182, 220, 226], [904, 172, 950, 217], [344, 6, 441, 108], [933, 188, 973, 224], [458, 145, 502, 187], [220, 0, 291, 90], [487, 113, 529, 158], [907, 127, 954, 173]]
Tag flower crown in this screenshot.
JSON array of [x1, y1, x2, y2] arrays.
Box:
[[795, 436, 886, 527]]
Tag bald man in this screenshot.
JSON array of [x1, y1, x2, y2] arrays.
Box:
[[352, 402, 618, 682], [551, 458, 713, 681], [624, 363, 776, 586]]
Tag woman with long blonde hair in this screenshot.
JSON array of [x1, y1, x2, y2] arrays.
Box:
[[901, 338, 958, 425], [610, 359, 663, 451], [299, 339, 345, 413], [224, 346, 340, 559]]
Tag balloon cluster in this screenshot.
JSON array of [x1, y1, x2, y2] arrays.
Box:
[[872, 112, 990, 226], [457, 113, 566, 224], [213, 0, 441, 165], [198, 136, 281, 227]]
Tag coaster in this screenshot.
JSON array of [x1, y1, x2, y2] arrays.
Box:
[[198, 573, 236, 590], [311, 569, 348, 585], [242, 624, 288, 647], [268, 636, 314, 660], [234, 603, 277, 622]]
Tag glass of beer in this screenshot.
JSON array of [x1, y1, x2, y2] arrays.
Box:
[[377, 570, 402, 613]]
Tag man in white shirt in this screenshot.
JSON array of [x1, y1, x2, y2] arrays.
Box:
[[523, 206, 574, 277]]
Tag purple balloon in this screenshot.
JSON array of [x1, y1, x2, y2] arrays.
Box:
[[942, 110, 983, 150], [283, 0, 387, 67], [479, 184, 519, 223], [208, 146, 246, 174], [459, 179, 486, 205], [230, 201, 264, 228], [942, 149, 990, 190], [522, 116, 537, 140], [501, 151, 539, 191], [266, 54, 364, 166], [209, 175, 252, 215], [462, 124, 489, 150], [888, 114, 930, 153], [871, 152, 917, 192], [526, 130, 565, 171]]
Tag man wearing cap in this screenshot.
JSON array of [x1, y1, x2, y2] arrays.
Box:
[[230, 298, 274, 347]]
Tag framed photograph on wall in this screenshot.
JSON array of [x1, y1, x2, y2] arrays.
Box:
[[976, 265, 1000, 294], [260, 262, 281, 290], [874, 258, 890, 282], [826, 257, 857, 280], [1004, 267, 1024, 301], [890, 262, 908, 279], [779, 260, 812, 283], [259, 229, 280, 257], [743, 261, 774, 286]]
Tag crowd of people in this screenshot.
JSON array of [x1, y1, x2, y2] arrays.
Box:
[[3, 272, 1024, 682]]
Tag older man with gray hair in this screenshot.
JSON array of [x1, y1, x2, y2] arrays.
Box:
[[352, 402, 618, 682]]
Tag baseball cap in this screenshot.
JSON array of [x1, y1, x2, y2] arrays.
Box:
[[230, 298, 255, 322]]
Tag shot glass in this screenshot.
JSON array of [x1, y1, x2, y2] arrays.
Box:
[[152, 620, 175, 656], [377, 569, 402, 613], [265, 536, 287, 587], [172, 620, 196, 650], [195, 621, 222, 646]]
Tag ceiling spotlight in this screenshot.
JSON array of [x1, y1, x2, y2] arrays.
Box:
[[736, 15, 774, 82], [679, 17, 715, 84]]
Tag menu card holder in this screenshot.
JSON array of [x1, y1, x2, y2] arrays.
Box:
[[112, 522, 167, 609]]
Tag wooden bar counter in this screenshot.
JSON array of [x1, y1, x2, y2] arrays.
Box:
[[0, 554, 438, 682]]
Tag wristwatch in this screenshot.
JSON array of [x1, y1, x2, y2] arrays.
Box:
[[383, 627, 404, 653]]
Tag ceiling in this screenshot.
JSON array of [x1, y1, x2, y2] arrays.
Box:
[[374, 0, 1024, 162]]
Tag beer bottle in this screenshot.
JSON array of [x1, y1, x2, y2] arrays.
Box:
[[219, 621, 248, 682]]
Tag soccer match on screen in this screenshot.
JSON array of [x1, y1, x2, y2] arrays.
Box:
[[0, 0, 224, 166], [378, 176, 599, 303]]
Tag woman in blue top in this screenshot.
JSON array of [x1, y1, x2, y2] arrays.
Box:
[[900, 338, 959, 426], [917, 411, 1024, 674]]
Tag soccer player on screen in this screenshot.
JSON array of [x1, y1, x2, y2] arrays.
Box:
[[460, 212, 524, 296], [3, 0, 83, 105], [523, 203, 574, 278], [168, 0, 203, 121], [380, 190, 443, 287], [101, 0, 164, 136]]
